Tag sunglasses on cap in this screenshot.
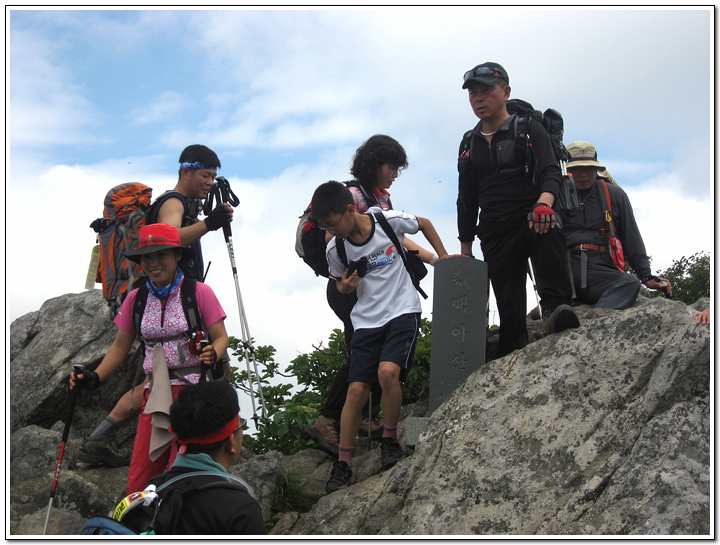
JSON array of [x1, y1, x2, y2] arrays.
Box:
[[463, 65, 508, 83]]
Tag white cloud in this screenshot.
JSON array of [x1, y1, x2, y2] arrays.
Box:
[[129, 91, 190, 125], [8, 29, 103, 149]]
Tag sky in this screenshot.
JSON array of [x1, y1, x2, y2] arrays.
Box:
[[6, 7, 714, 418]]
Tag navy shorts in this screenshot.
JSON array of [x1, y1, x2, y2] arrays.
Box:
[[348, 313, 421, 383]]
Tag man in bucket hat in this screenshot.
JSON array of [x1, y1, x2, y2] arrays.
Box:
[[77, 145, 234, 469], [563, 141, 671, 308], [456, 62, 579, 357]]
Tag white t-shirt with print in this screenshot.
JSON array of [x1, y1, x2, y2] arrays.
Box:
[[326, 210, 421, 330]]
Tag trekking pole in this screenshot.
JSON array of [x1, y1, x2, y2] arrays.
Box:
[[368, 391, 372, 447], [527, 258, 541, 317], [205, 177, 270, 429], [43, 364, 84, 535]]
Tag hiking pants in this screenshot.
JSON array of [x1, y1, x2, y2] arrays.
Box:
[[126, 385, 184, 495], [569, 250, 642, 309], [480, 220, 572, 357]]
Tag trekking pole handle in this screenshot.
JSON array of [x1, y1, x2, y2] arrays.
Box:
[[215, 176, 239, 241], [63, 365, 84, 443], [216, 176, 240, 207]]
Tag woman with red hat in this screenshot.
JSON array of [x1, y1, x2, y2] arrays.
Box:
[[71, 223, 229, 494]]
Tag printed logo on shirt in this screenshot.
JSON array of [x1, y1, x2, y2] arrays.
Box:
[[368, 245, 399, 272]]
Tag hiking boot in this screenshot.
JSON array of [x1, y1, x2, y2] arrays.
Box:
[[379, 437, 406, 470], [77, 435, 132, 467], [358, 409, 384, 439], [304, 416, 339, 455], [542, 304, 580, 335], [325, 461, 355, 494]]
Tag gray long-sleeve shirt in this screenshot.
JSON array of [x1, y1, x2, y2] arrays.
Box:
[[564, 178, 652, 280]]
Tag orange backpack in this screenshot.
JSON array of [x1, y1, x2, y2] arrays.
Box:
[[90, 183, 153, 314]]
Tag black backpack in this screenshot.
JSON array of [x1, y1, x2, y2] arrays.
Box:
[[81, 471, 254, 535], [505, 98, 579, 217], [295, 180, 386, 277]]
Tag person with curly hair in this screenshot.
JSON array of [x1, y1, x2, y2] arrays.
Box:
[[305, 135, 435, 455]]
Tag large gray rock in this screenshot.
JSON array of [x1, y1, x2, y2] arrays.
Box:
[[10, 290, 141, 443], [289, 297, 710, 535]]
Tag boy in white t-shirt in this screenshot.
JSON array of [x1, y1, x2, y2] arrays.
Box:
[[310, 181, 452, 493]]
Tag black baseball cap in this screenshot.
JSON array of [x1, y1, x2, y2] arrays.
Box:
[[462, 62, 509, 89]]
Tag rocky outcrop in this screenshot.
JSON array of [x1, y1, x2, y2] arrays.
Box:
[[9, 291, 710, 535], [288, 297, 710, 535], [10, 290, 141, 445]]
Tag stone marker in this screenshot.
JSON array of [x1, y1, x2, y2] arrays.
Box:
[[405, 257, 488, 446], [429, 256, 488, 413]]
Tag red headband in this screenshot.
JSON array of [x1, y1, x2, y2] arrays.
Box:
[[170, 415, 239, 446]]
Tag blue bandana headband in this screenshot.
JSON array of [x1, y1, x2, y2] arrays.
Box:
[[180, 161, 219, 170], [147, 268, 184, 300]]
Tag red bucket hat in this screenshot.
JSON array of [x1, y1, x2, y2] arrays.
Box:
[[124, 223, 195, 264]]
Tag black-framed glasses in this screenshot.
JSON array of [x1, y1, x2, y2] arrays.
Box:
[[317, 208, 348, 231], [463, 65, 507, 82]]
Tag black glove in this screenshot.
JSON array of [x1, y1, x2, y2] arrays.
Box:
[[205, 205, 232, 231], [76, 370, 100, 390]]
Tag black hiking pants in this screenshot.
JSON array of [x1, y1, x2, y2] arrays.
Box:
[[480, 219, 572, 358]]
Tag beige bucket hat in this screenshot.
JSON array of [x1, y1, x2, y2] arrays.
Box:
[[566, 141, 606, 170]]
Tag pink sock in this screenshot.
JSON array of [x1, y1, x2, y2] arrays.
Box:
[[382, 425, 397, 440], [339, 445, 353, 466]]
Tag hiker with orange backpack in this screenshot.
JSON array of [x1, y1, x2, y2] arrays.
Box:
[[72, 223, 229, 495], [79, 145, 234, 468], [563, 141, 671, 309]]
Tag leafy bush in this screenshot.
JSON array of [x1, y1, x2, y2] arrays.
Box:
[[653, 252, 710, 305]]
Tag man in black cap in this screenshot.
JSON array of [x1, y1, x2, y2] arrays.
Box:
[[563, 141, 671, 308], [456, 62, 579, 358], [77, 144, 235, 468]]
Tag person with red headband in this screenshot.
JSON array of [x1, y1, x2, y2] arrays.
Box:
[[71, 223, 229, 495], [142, 380, 264, 535]]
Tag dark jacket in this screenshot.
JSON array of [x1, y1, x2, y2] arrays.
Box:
[[147, 464, 265, 535], [564, 178, 652, 280], [457, 113, 561, 240]]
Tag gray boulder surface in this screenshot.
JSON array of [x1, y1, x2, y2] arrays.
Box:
[[9, 291, 710, 536]]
